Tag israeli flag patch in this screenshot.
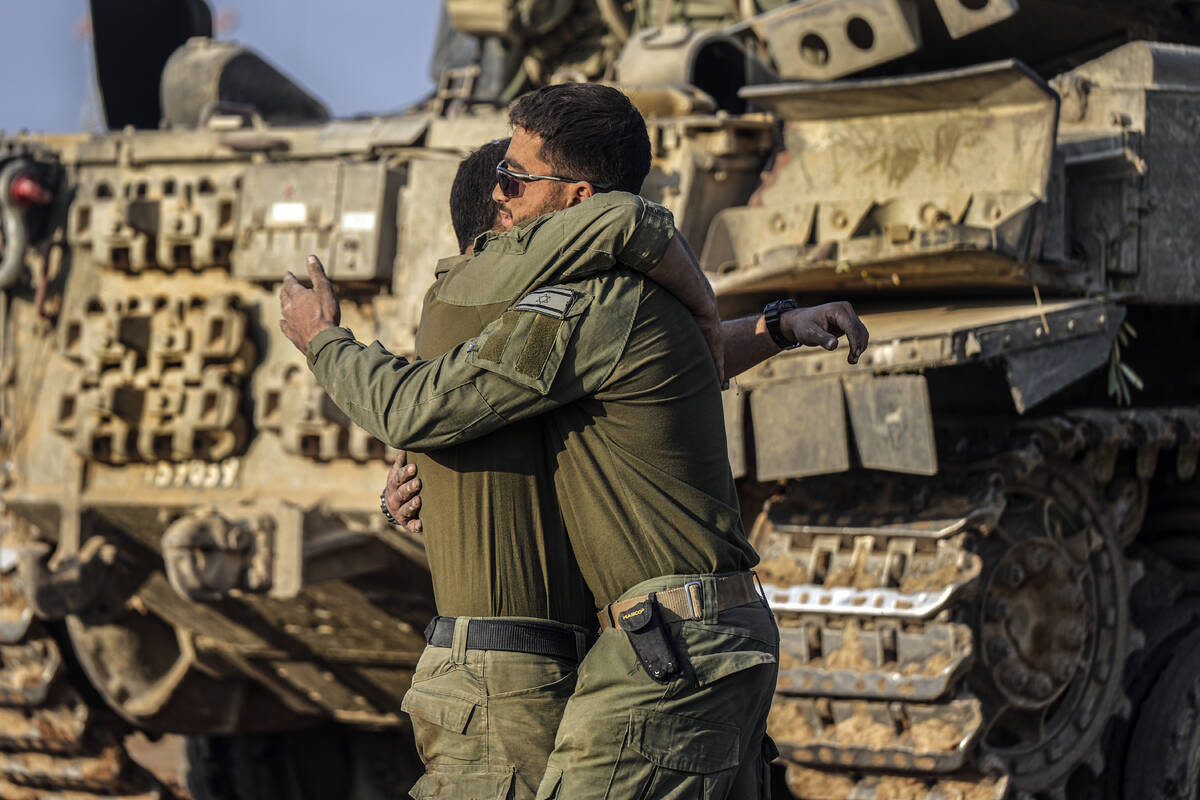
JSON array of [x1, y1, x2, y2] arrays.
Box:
[[513, 287, 576, 319]]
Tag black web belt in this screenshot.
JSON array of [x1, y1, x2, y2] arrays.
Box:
[[423, 616, 584, 662]]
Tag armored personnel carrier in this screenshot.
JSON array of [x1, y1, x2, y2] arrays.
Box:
[[6, 1, 1200, 798]]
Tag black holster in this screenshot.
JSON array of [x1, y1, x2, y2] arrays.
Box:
[[616, 593, 682, 684]]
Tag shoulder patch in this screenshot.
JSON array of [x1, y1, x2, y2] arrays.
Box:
[[513, 287, 576, 319]]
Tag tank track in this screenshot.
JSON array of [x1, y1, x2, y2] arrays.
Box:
[[758, 407, 1200, 800], [0, 560, 170, 800]]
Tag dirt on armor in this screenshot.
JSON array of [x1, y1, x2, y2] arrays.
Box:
[[873, 777, 931, 800], [785, 766, 854, 800], [768, 699, 815, 742], [899, 562, 961, 594], [901, 650, 952, 677], [784, 768, 1003, 800], [873, 776, 1004, 800], [832, 701, 894, 748], [757, 556, 809, 585], [824, 550, 881, 589], [825, 622, 872, 671], [909, 717, 964, 751]]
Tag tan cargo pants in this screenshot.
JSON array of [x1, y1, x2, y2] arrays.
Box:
[[401, 617, 589, 800], [535, 573, 780, 800]]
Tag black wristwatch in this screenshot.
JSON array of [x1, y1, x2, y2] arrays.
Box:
[[380, 487, 402, 527], [763, 299, 800, 350]]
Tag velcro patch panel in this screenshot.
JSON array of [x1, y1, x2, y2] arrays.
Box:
[[513, 287, 576, 319]]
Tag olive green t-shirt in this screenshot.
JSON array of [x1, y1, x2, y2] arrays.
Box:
[[308, 192, 757, 614], [409, 255, 592, 624]]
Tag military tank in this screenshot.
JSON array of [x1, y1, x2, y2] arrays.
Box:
[[5, 1, 1200, 798]]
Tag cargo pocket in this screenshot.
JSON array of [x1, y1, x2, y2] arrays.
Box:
[[402, 682, 482, 766], [409, 767, 515, 800], [688, 649, 777, 687], [607, 709, 740, 799]]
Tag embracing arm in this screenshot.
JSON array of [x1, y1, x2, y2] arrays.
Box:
[[644, 233, 724, 383], [303, 276, 635, 452], [468, 194, 725, 379], [306, 329, 548, 450]]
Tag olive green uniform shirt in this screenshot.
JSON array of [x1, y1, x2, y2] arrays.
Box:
[[308, 192, 757, 614], [408, 253, 592, 624], [539, 278, 757, 607]]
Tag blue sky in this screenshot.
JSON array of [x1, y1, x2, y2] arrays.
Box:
[[0, 1, 442, 133]]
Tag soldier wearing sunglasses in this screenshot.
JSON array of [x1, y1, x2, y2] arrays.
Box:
[[283, 83, 867, 800]]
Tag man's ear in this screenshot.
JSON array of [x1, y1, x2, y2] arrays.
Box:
[[564, 181, 596, 207]]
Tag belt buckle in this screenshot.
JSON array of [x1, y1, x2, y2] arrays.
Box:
[[683, 580, 703, 619]]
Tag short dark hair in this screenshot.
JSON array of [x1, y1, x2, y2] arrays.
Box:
[[450, 138, 510, 253], [509, 84, 651, 195]]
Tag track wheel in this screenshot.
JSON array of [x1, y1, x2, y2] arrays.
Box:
[[1122, 627, 1200, 800]]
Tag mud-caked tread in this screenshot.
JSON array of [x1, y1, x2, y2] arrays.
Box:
[[0, 582, 166, 799], [761, 406, 1200, 799]]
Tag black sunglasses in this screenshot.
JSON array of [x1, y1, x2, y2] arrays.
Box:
[[495, 160, 611, 198]]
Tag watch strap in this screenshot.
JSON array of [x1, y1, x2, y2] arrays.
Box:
[[764, 299, 799, 350]]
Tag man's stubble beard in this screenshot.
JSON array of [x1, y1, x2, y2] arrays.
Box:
[[499, 183, 572, 228]]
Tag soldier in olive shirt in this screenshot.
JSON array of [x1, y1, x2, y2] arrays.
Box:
[[281, 84, 867, 800], [396, 140, 595, 800]]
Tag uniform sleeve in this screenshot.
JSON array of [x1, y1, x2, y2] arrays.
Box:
[[305, 275, 641, 452], [473, 192, 675, 280]]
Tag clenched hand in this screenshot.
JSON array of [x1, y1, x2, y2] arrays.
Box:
[[782, 301, 870, 364], [280, 255, 341, 354]]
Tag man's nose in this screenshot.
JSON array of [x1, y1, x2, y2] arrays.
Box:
[[492, 182, 507, 204]]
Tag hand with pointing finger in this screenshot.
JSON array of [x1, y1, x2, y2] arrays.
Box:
[[781, 301, 870, 365], [280, 254, 341, 354]]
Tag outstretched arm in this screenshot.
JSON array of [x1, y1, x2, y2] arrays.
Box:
[[722, 302, 870, 380], [642, 231, 869, 381]]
